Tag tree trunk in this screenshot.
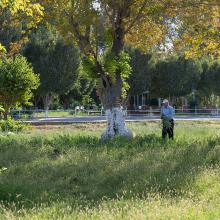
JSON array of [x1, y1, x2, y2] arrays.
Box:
[[45, 106, 49, 118], [42, 93, 53, 118], [98, 79, 133, 140], [98, 20, 133, 140], [77, 10, 131, 140], [101, 107, 132, 140]]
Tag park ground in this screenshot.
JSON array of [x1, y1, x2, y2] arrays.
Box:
[[1, 121, 220, 219]]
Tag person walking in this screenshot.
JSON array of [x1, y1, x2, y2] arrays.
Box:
[[161, 99, 175, 139]]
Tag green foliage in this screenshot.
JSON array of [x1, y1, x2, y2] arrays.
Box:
[[128, 51, 220, 108], [0, 9, 22, 53], [81, 55, 97, 78], [150, 56, 203, 98], [0, 105, 4, 119], [82, 95, 94, 106], [128, 48, 154, 96], [24, 26, 80, 96], [196, 58, 220, 106], [0, 1, 43, 57], [118, 52, 132, 79], [0, 105, 4, 112], [205, 61, 220, 96], [118, 52, 132, 98], [103, 29, 114, 48], [0, 117, 27, 132], [23, 25, 81, 110], [102, 51, 132, 98], [0, 55, 40, 115], [81, 51, 132, 98], [0, 43, 7, 56], [59, 71, 96, 109], [103, 52, 118, 81]]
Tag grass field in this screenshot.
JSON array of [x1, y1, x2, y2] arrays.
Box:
[[1, 121, 220, 219], [12, 111, 84, 119]]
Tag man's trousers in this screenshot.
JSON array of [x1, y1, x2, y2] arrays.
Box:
[[162, 119, 174, 139]]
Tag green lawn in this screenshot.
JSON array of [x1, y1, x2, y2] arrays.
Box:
[[1, 121, 220, 219], [11, 110, 93, 119], [33, 111, 90, 117]]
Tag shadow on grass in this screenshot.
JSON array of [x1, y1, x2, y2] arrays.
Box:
[[0, 133, 220, 209]]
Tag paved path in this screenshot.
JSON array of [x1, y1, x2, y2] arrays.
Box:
[[24, 115, 220, 125]]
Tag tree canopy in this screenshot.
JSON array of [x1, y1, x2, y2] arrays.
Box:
[[0, 0, 43, 55], [0, 55, 40, 118], [150, 56, 203, 98], [128, 49, 154, 96], [23, 26, 80, 110]]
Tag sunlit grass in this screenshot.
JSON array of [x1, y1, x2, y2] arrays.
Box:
[[0, 121, 220, 219]]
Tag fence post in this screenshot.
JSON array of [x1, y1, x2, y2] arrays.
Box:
[[149, 107, 153, 116], [195, 106, 197, 115], [45, 108, 49, 118]]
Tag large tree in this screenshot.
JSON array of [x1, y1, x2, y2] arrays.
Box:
[[23, 26, 80, 115], [39, 0, 219, 139]]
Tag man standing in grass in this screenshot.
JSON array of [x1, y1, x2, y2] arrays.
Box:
[[161, 99, 175, 139]]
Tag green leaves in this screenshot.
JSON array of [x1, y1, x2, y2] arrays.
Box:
[[0, 167, 7, 174], [0, 43, 7, 57], [0, 105, 5, 112], [24, 26, 80, 97], [150, 56, 203, 98], [117, 52, 132, 98], [103, 52, 118, 80], [81, 50, 132, 99], [118, 52, 132, 79], [0, 116, 28, 132], [0, 0, 44, 56], [0, 55, 40, 115], [81, 54, 98, 78]]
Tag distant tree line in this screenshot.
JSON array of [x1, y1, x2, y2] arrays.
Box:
[[128, 49, 220, 108]]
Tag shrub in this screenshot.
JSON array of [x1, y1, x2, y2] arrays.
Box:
[[0, 117, 28, 132], [0, 105, 4, 119], [0, 55, 40, 119]]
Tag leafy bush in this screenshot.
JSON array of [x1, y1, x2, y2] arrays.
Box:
[[0, 105, 4, 119], [0, 105, 4, 112], [0, 55, 40, 118], [0, 117, 28, 132]]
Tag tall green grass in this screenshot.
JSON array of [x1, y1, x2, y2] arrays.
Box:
[[0, 121, 220, 219]]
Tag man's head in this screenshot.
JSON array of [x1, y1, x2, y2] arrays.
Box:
[[162, 99, 169, 107]]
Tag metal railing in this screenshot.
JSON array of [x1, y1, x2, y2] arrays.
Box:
[[9, 108, 220, 119], [10, 109, 105, 119], [126, 108, 219, 116]]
